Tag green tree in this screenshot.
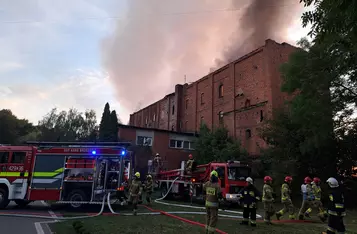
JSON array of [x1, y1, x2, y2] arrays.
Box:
[[38, 108, 97, 141], [194, 123, 247, 164], [0, 109, 35, 144], [110, 110, 119, 142], [99, 103, 112, 141]]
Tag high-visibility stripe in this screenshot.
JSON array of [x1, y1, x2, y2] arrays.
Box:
[[0, 168, 63, 178]]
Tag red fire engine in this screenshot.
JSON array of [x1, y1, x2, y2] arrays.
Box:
[[0, 141, 132, 209], [154, 160, 251, 203]]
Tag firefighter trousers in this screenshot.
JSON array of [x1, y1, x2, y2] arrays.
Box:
[[263, 201, 275, 223], [298, 200, 313, 218], [146, 191, 152, 204], [206, 206, 218, 234], [277, 200, 295, 219], [128, 195, 139, 211], [313, 200, 328, 219], [326, 215, 345, 233], [241, 207, 257, 226]]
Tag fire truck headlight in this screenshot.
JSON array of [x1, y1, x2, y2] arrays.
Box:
[[121, 150, 126, 156], [91, 150, 97, 155]]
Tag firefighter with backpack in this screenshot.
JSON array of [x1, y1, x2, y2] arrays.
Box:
[[238, 177, 261, 227], [276, 176, 296, 220]]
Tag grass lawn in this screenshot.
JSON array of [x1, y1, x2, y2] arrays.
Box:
[[51, 202, 357, 234]]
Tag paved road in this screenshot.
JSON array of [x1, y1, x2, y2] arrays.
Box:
[[0, 201, 55, 234]]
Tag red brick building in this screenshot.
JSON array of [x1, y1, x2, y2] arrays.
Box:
[[129, 39, 297, 155], [118, 124, 197, 172]]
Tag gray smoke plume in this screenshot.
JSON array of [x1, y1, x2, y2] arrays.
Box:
[[102, 0, 303, 115]]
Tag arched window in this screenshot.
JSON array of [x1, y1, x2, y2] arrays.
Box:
[[200, 93, 204, 105], [244, 99, 251, 108], [172, 105, 175, 115], [218, 84, 224, 98]]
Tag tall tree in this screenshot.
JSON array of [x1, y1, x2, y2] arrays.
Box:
[[194, 124, 247, 164], [99, 103, 112, 142], [110, 110, 119, 142], [38, 108, 97, 141], [0, 109, 35, 144]]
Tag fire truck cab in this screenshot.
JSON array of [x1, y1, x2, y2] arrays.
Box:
[[155, 160, 251, 203], [0, 141, 132, 209]]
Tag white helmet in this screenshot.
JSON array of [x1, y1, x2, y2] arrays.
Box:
[[156, 153, 160, 156], [246, 177, 253, 184], [326, 177, 339, 188]]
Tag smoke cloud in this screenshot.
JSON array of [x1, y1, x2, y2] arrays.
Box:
[[102, 0, 303, 115]]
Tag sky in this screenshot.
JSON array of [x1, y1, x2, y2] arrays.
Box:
[[0, 0, 311, 125]]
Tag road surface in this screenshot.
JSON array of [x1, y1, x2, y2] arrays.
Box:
[[0, 201, 56, 234]]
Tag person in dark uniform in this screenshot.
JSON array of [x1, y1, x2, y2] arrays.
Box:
[[322, 177, 346, 234], [238, 177, 261, 227]]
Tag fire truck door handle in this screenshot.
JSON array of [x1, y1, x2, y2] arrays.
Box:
[[20, 172, 24, 177]]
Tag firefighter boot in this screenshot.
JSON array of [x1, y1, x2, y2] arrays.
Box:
[[276, 212, 282, 220], [304, 208, 312, 218]]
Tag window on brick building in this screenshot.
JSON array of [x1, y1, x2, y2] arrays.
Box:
[[145, 117, 148, 125], [153, 114, 156, 122], [172, 105, 175, 115], [200, 93, 204, 105], [200, 116, 204, 125], [136, 136, 153, 146], [218, 84, 224, 98], [245, 129, 252, 139], [185, 121, 188, 129], [219, 111, 224, 124], [185, 99, 189, 109], [260, 110, 264, 122], [244, 99, 250, 108]]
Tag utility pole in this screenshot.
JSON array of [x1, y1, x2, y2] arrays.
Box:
[[184, 75, 187, 84]]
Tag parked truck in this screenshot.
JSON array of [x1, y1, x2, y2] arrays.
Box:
[[154, 160, 251, 203], [0, 141, 132, 209]]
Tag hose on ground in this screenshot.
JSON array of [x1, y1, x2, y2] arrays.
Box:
[[154, 177, 262, 219], [0, 194, 107, 220]]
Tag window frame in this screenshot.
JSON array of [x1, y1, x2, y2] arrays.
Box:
[[218, 84, 224, 98], [136, 136, 153, 146]]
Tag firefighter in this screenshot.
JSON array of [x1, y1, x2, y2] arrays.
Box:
[[203, 170, 221, 234], [322, 177, 346, 234], [238, 177, 261, 227], [128, 172, 143, 215], [186, 154, 195, 174], [310, 177, 328, 222], [276, 176, 295, 220], [298, 176, 314, 220], [154, 153, 161, 171], [145, 174, 153, 205], [262, 175, 275, 224]]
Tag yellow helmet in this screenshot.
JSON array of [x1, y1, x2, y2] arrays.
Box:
[[135, 172, 140, 178], [210, 170, 218, 177]]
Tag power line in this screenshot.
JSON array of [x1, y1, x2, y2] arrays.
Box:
[[0, 2, 300, 25]]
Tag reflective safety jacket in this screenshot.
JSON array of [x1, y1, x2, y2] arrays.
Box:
[[311, 182, 322, 201], [302, 183, 314, 201], [281, 182, 292, 202], [238, 184, 261, 208], [203, 181, 221, 207], [186, 159, 194, 170], [327, 188, 346, 217], [145, 179, 153, 192], [262, 184, 274, 202], [129, 179, 143, 196]]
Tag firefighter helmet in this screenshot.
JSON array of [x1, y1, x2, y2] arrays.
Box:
[[285, 176, 293, 183], [135, 172, 140, 178], [304, 177, 312, 184], [246, 177, 253, 184], [326, 177, 339, 188], [147, 174, 152, 179], [264, 176, 272, 183], [189, 154, 193, 159], [156, 153, 160, 156], [313, 177, 321, 184], [210, 170, 218, 178]]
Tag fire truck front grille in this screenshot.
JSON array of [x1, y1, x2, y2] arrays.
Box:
[[229, 186, 242, 194]]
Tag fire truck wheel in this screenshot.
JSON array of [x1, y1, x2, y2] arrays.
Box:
[[14, 199, 31, 208], [0, 188, 10, 209], [67, 189, 87, 209]]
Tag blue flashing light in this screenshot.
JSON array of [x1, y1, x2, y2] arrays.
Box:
[[121, 150, 126, 156], [91, 150, 97, 155]]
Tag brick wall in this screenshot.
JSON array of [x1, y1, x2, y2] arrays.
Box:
[[129, 39, 298, 155]]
